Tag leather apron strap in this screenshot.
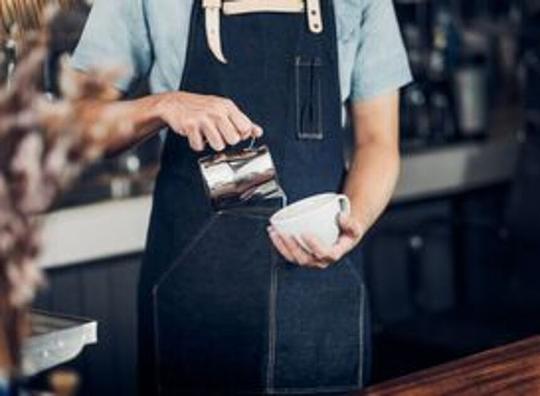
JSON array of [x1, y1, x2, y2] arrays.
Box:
[[224, 0, 304, 14], [203, 0, 227, 63], [202, 0, 322, 64]]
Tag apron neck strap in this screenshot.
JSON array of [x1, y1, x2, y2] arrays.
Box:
[[202, 0, 323, 64]]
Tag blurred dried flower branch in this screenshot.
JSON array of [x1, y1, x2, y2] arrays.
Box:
[[0, 5, 131, 375], [0, 0, 76, 41]]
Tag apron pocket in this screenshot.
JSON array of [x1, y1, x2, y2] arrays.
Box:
[[273, 260, 364, 391], [295, 56, 324, 140]]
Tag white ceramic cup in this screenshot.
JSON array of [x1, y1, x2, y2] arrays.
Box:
[[270, 193, 351, 251]]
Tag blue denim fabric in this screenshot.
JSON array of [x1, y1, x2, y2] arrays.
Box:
[[71, 0, 412, 110], [142, 3, 370, 395], [153, 209, 369, 395], [154, 209, 278, 394]]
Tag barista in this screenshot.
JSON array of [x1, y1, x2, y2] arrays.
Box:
[[72, 0, 412, 394]]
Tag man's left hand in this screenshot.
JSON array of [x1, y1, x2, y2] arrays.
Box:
[[267, 213, 364, 269]]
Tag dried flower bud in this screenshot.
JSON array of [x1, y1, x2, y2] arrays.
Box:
[[0, 7, 132, 373]]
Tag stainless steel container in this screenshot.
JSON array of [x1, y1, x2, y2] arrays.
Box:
[[198, 145, 286, 210], [453, 63, 489, 137]]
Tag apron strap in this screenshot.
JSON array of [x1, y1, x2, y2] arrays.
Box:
[[305, 0, 323, 34], [224, 0, 304, 15], [202, 0, 323, 64], [203, 0, 228, 63]]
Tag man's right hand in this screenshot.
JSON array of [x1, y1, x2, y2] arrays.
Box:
[[158, 92, 263, 152]]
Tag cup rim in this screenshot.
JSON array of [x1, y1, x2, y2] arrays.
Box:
[[270, 193, 340, 224]]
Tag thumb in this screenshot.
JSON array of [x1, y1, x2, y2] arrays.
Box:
[[339, 213, 363, 238]]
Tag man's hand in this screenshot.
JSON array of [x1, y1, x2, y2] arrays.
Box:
[[267, 212, 364, 269], [158, 92, 263, 152]]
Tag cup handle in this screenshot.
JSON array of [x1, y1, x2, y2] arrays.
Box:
[[338, 194, 351, 217]]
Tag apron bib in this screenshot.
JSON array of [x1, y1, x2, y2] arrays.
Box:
[[139, 2, 369, 394]]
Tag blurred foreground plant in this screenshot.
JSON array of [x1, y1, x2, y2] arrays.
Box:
[[0, 10, 131, 375]]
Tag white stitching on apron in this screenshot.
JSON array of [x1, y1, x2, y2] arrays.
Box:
[[359, 281, 366, 387], [266, 249, 280, 393]]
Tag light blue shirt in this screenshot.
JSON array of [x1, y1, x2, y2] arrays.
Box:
[[0, 376, 8, 396], [72, 0, 412, 108]]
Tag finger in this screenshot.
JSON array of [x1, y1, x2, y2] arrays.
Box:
[[252, 123, 264, 138], [201, 119, 226, 151], [292, 236, 335, 269], [293, 236, 320, 268], [268, 228, 295, 262], [178, 121, 203, 150], [227, 107, 254, 140], [314, 260, 332, 269], [302, 234, 336, 262], [187, 130, 205, 152], [339, 213, 363, 238], [301, 235, 337, 269], [171, 119, 193, 137], [281, 234, 313, 266], [217, 116, 241, 146], [303, 256, 333, 270], [331, 236, 355, 260]]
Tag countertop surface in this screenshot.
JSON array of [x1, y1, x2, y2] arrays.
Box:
[[39, 137, 520, 269], [24, 311, 97, 376], [361, 335, 540, 395]]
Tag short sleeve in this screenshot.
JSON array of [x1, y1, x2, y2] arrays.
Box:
[[350, 0, 413, 102], [70, 0, 153, 93]]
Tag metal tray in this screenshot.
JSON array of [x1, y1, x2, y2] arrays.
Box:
[[22, 311, 97, 376]]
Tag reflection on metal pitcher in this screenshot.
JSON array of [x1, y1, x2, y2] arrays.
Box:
[[199, 145, 286, 209]]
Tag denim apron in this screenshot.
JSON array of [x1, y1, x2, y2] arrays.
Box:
[[139, 1, 370, 394]]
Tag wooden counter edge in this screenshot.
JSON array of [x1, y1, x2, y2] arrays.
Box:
[[360, 335, 540, 395]]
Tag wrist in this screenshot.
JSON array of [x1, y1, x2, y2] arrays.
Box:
[[153, 92, 177, 122], [355, 221, 368, 242], [348, 207, 369, 241]]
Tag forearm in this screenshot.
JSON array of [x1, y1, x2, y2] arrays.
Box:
[[76, 93, 168, 154], [344, 142, 400, 235], [344, 92, 401, 237]]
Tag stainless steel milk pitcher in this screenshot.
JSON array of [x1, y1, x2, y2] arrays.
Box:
[[198, 144, 286, 210]]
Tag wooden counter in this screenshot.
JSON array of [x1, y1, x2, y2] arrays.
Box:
[[361, 336, 540, 395]]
